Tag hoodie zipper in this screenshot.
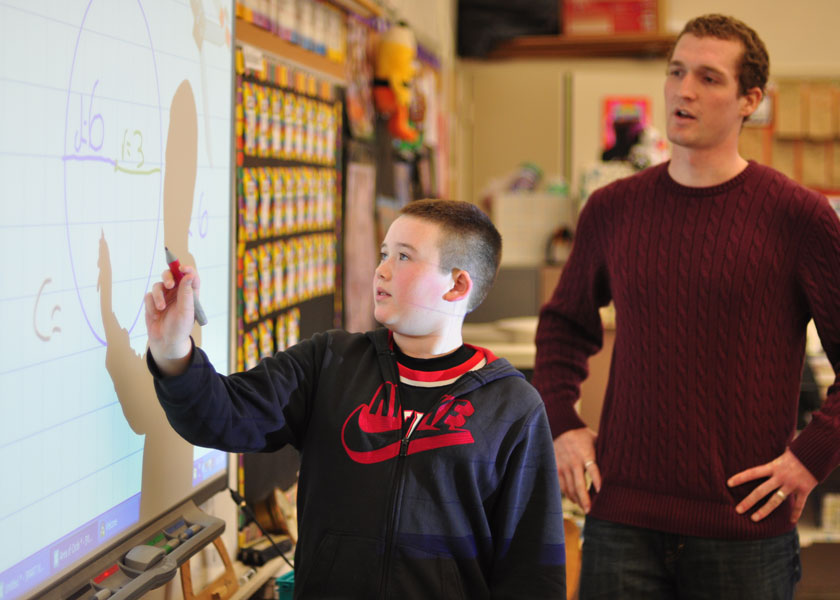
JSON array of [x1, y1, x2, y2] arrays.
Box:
[[378, 378, 475, 598], [379, 434, 409, 599], [373, 335, 489, 598], [376, 346, 404, 599]]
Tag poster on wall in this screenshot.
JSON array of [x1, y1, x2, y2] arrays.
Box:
[[601, 96, 651, 159]]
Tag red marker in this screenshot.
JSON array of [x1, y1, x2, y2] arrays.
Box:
[[165, 246, 208, 326]]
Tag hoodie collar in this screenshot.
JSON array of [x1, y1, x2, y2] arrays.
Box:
[[368, 328, 522, 397]]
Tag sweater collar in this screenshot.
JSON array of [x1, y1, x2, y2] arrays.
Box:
[[661, 159, 756, 197]]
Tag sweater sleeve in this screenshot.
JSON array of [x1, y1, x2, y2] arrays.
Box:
[[790, 197, 840, 481], [148, 333, 325, 453], [532, 192, 612, 436], [488, 401, 567, 599]]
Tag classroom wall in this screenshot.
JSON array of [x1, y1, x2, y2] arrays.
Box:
[[455, 58, 667, 205], [668, 0, 840, 77], [387, 0, 454, 63], [455, 0, 840, 207]]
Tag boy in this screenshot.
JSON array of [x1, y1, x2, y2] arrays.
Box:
[[145, 199, 566, 598]]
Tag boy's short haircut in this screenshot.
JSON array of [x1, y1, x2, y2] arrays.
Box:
[[671, 14, 769, 97], [400, 199, 502, 312]]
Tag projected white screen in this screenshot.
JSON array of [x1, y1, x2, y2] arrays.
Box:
[[0, 1, 233, 598]]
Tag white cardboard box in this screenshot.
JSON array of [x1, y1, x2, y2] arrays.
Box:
[[491, 192, 574, 266]]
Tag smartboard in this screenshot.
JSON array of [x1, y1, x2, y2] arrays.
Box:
[[0, 1, 234, 597]]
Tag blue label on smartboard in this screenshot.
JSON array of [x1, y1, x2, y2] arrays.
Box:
[[50, 521, 99, 573], [0, 494, 139, 600]]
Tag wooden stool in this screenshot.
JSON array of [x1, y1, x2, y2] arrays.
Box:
[[564, 517, 582, 600], [181, 536, 238, 600]]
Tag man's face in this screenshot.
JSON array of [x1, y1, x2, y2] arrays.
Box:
[[665, 34, 757, 153], [373, 215, 458, 335]]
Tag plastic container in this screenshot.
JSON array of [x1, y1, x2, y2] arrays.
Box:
[[276, 570, 295, 600], [509, 162, 543, 191]]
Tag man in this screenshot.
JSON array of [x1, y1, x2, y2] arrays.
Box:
[[533, 14, 840, 599]]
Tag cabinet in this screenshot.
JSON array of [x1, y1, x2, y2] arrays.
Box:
[[487, 33, 676, 60]]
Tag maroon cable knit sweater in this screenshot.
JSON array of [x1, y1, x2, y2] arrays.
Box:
[[533, 160, 840, 540]]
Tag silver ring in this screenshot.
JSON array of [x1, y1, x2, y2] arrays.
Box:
[[775, 489, 786, 500], [584, 460, 595, 469]]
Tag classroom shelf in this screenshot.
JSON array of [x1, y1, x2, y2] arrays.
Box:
[[229, 553, 293, 600], [329, 0, 383, 18], [486, 33, 677, 60], [236, 17, 346, 83]]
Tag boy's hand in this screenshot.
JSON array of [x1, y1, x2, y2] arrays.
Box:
[[728, 448, 818, 523], [554, 427, 601, 513], [144, 265, 198, 376]]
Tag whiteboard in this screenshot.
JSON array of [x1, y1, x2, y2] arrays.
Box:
[[0, 1, 233, 598]]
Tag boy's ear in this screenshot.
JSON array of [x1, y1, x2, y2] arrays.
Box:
[[444, 269, 472, 303]]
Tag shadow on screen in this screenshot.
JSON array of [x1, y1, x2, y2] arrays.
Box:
[[97, 80, 202, 521]]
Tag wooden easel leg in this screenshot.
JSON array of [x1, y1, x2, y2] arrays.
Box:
[[180, 536, 239, 600]]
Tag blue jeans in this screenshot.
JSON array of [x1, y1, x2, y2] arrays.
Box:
[[579, 516, 801, 600]]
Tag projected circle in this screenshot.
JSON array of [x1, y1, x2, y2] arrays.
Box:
[[63, 0, 162, 346]]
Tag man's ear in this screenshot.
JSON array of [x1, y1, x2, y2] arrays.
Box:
[[443, 269, 472, 303], [740, 86, 763, 119]]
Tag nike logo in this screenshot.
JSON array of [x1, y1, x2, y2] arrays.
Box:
[[341, 383, 475, 464], [357, 383, 400, 434]]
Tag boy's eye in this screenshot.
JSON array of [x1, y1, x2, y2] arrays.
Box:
[[378, 250, 410, 262]]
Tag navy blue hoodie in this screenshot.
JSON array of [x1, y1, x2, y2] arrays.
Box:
[[150, 328, 566, 599]]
